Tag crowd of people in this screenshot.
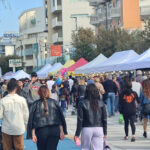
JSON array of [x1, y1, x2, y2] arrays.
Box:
[[0, 70, 149, 150]]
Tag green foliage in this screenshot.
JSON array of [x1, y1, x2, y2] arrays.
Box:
[[96, 28, 145, 57], [72, 20, 150, 60], [72, 27, 97, 61], [0, 55, 21, 75]]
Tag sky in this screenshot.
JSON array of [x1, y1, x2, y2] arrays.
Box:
[[0, 0, 43, 35]]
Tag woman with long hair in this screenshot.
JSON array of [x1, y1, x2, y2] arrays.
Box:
[[119, 79, 139, 142], [27, 85, 67, 150], [140, 79, 150, 138], [74, 84, 107, 149]]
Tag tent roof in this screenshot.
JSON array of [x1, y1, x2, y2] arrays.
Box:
[[48, 63, 63, 73], [63, 60, 75, 68], [75, 54, 107, 74], [7, 70, 30, 80], [88, 50, 139, 73], [67, 58, 88, 71], [37, 64, 52, 74], [116, 48, 150, 71]]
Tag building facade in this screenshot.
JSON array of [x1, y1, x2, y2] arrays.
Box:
[[46, 0, 94, 55], [0, 32, 17, 56], [16, 7, 48, 73], [90, 0, 150, 32]]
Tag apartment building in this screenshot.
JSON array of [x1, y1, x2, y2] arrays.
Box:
[[46, 0, 94, 54], [15, 7, 48, 73], [90, 0, 150, 32], [0, 32, 17, 57]]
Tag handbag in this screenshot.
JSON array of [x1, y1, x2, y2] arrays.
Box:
[[143, 103, 150, 115], [119, 114, 124, 124], [104, 139, 111, 150]]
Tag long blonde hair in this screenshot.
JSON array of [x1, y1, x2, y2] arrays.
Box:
[[143, 79, 150, 100]]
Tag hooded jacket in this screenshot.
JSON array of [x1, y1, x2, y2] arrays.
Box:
[[119, 89, 139, 115]]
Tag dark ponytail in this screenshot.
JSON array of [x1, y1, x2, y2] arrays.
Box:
[[38, 85, 50, 117]]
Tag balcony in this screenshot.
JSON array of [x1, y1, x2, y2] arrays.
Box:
[[51, 5, 62, 13], [90, 15, 99, 25], [52, 33, 63, 44], [52, 17, 62, 28], [24, 49, 34, 56], [110, 7, 121, 18], [89, 0, 105, 6], [140, 6, 150, 20]]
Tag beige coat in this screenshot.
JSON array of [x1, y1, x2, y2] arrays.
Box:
[[95, 82, 105, 95]]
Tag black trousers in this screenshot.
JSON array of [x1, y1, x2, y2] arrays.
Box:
[[36, 126, 60, 150], [123, 114, 136, 136]]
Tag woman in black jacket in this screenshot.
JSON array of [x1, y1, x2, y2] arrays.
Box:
[[119, 79, 139, 142], [27, 85, 67, 150], [74, 84, 107, 150]]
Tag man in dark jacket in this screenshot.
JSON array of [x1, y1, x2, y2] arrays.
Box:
[[103, 75, 117, 117]]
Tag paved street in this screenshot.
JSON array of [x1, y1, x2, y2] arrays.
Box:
[[66, 106, 150, 150], [24, 105, 150, 150]]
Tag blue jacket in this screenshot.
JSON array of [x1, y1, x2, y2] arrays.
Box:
[[140, 92, 150, 105]]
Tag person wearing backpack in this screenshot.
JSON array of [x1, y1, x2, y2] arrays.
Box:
[[119, 78, 139, 142]]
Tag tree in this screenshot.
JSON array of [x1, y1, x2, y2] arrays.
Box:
[[72, 27, 97, 61], [95, 28, 145, 57], [0, 55, 21, 75]]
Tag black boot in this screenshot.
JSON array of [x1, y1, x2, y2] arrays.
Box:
[[143, 131, 147, 138]]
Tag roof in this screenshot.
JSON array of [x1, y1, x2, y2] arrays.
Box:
[[75, 54, 107, 74], [88, 50, 139, 73], [67, 58, 88, 72]]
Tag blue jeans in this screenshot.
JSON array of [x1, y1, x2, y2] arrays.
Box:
[[61, 107, 66, 117], [115, 96, 119, 112], [107, 92, 115, 116]]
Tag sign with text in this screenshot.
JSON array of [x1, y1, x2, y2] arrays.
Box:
[[50, 45, 61, 56], [9, 59, 22, 67]]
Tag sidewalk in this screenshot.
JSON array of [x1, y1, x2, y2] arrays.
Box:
[[24, 138, 80, 150]]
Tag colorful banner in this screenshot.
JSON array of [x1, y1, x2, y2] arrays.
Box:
[[50, 45, 61, 56]]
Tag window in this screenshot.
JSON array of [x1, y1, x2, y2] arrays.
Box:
[[26, 66, 33, 73], [53, 0, 55, 7], [57, 0, 61, 5], [116, 0, 120, 8], [26, 55, 33, 60]]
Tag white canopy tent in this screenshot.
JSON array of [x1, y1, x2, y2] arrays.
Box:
[[48, 63, 63, 73], [75, 54, 107, 74], [37, 64, 52, 78], [6, 70, 30, 80], [88, 50, 139, 73], [116, 48, 150, 71]]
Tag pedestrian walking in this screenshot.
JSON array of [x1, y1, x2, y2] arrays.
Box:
[[23, 72, 41, 109], [74, 84, 107, 150], [119, 79, 139, 142], [140, 79, 150, 138], [51, 84, 59, 102], [77, 79, 86, 107], [27, 85, 67, 150], [112, 75, 120, 112], [87, 74, 95, 85], [103, 75, 117, 117], [47, 76, 55, 91], [59, 86, 68, 117], [0, 78, 29, 150], [71, 79, 79, 107], [95, 77, 105, 98]]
